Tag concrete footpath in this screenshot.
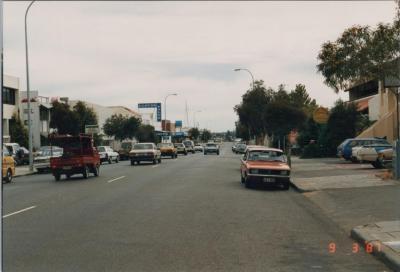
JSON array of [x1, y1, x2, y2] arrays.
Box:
[[291, 156, 400, 271], [14, 166, 36, 177], [290, 157, 396, 192]]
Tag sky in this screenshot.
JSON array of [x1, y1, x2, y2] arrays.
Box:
[[3, 1, 397, 132]]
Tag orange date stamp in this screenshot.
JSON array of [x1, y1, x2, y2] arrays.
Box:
[[328, 242, 382, 254]]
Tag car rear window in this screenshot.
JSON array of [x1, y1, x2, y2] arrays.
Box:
[[134, 144, 153, 150]]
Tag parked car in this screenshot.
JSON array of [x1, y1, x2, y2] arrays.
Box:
[[4, 143, 23, 165], [240, 147, 290, 190], [204, 142, 220, 155], [182, 140, 195, 154], [118, 141, 137, 160], [49, 134, 100, 181], [34, 147, 63, 173], [129, 143, 161, 165], [2, 145, 15, 183], [377, 148, 393, 168], [355, 142, 392, 168], [337, 138, 389, 161], [97, 146, 119, 164], [157, 142, 178, 158], [235, 143, 247, 154], [194, 144, 204, 152], [174, 143, 188, 155]]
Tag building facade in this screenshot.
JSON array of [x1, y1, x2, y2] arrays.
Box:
[[3, 75, 20, 143]]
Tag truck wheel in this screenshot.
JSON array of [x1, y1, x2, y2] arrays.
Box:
[[83, 166, 89, 179], [94, 165, 100, 176], [54, 173, 61, 181]]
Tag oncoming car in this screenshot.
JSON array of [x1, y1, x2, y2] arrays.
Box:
[[204, 143, 220, 155], [240, 147, 290, 190], [157, 142, 178, 158]]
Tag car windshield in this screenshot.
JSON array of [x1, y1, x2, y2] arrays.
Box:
[[98, 147, 106, 152], [158, 143, 173, 148], [134, 144, 153, 150], [247, 151, 285, 162]]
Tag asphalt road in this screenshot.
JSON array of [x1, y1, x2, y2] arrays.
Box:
[[3, 144, 389, 272]]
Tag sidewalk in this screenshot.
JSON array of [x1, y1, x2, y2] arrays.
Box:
[[352, 221, 400, 271], [290, 156, 396, 192], [15, 166, 36, 177]]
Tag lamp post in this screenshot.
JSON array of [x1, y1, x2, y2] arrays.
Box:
[[164, 93, 177, 131], [193, 110, 201, 128], [25, 0, 36, 171], [234, 68, 255, 143]]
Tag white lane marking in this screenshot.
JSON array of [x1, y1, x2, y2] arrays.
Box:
[[107, 176, 126, 183], [3, 205, 37, 218], [152, 165, 159, 168]]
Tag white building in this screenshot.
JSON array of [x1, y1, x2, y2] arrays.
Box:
[[3, 75, 20, 143], [20, 91, 53, 149]]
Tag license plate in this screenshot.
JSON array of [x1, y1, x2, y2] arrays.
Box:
[[263, 177, 275, 183], [63, 166, 72, 170]]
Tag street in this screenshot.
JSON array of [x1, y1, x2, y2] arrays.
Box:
[[4, 143, 388, 272]]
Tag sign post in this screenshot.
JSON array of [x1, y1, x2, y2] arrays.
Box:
[[384, 73, 400, 179]]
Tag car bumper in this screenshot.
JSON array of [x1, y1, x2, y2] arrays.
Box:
[[204, 149, 218, 153], [130, 155, 156, 161], [161, 151, 175, 156], [247, 174, 290, 185]]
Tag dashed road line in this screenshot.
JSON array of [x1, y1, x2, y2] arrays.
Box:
[[107, 176, 126, 183], [3, 205, 37, 218]]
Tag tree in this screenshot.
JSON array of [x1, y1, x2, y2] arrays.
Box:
[[73, 101, 98, 134], [288, 84, 318, 117], [188, 127, 200, 140], [235, 121, 249, 141], [9, 114, 28, 147], [324, 100, 360, 155], [50, 101, 80, 135], [317, 18, 399, 92], [136, 124, 156, 143], [103, 114, 141, 141], [234, 80, 273, 143], [201, 129, 212, 142]]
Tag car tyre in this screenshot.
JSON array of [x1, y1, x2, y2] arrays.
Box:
[[130, 160, 135, 166], [83, 166, 89, 179], [282, 182, 290, 190], [54, 173, 61, 181], [66, 174, 71, 180], [372, 160, 383, 169], [93, 165, 100, 176], [244, 177, 252, 189], [4, 169, 12, 183], [158, 158, 162, 163], [115, 156, 119, 163], [153, 159, 157, 164], [108, 157, 112, 164], [240, 173, 245, 183]]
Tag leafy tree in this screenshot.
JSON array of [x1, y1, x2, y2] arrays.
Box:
[[50, 101, 80, 135], [324, 100, 360, 155], [136, 124, 156, 143], [103, 114, 141, 141], [288, 84, 318, 117], [235, 121, 250, 141], [188, 127, 200, 140], [73, 101, 98, 134], [9, 114, 28, 147], [201, 129, 212, 142], [317, 18, 399, 92]]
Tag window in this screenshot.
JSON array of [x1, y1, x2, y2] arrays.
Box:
[[3, 87, 16, 105]]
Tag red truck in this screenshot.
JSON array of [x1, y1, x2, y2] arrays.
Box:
[[49, 134, 100, 181]]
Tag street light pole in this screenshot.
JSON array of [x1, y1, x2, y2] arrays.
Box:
[[234, 68, 255, 144], [193, 110, 201, 128], [164, 93, 177, 131], [25, 0, 36, 171]]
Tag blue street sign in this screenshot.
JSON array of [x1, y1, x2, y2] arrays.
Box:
[[138, 102, 162, 121], [175, 120, 183, 127]]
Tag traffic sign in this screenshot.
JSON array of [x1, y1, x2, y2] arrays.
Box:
[[138, 103, 162, 121], [85, 125, 99, 134], [313, 107, 329, 124]]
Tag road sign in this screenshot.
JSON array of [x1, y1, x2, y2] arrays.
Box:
[[313, 107, 329, 124], [138, 103, 162, 121], [175, 120, 182, 127], [85, 125, 99, 134]]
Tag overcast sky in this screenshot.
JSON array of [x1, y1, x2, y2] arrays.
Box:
[[4, 1, 397, 132]]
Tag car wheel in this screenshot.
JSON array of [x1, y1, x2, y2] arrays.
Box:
[[185, 152, 188, 156], [240, 173, 245, 183], [83, 166, 89, 179], [54, 173, 61, 181], [217, 152, 220, 155], [108, 157, 112, 164], [244, 177, 252, 189], [93, 165, 100, 176], [130, 159, 135, 166], [4, 169, 12, 183], [372, 160, 383, 169], [153, 159, 157, 164], [66, 174, 71, 180], [115, 156, 119, 163], [282, 182, 290, 190], [158, 158, 162, 163], [171, 155, 174, 159]]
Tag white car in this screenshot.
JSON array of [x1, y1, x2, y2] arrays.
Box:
[[97, 146, 119, 164], [204, 143, 220, 155], [355, 143, 392, 167], [194, 144, 204, 152], [351, 146, 364, 162], [34, 147, 63, 173]]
